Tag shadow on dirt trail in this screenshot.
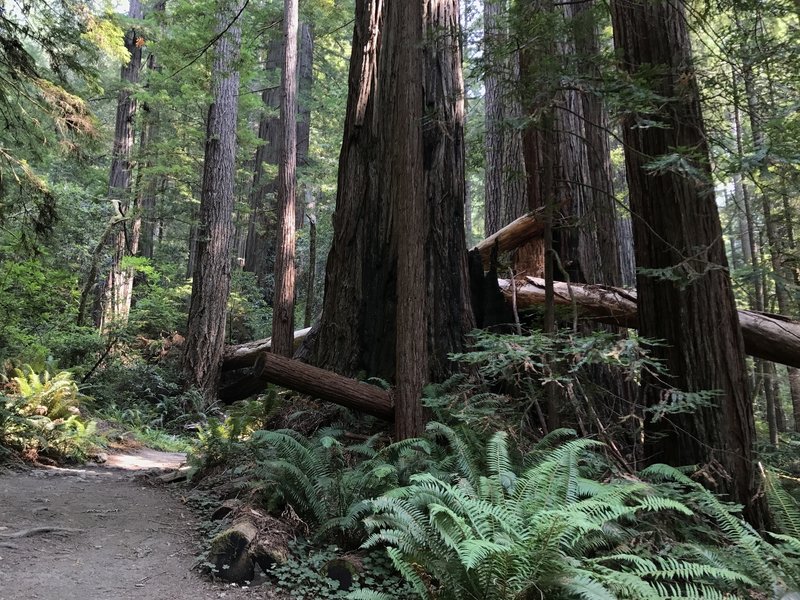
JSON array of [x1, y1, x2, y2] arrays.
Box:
[[0, 449, 276, 600]]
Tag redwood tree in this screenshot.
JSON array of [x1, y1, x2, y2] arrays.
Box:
[[272, 0, 299, 358], [183, 0, 244, 399], [610, 0, 763, 525], [309, 0, 474, 433], [101, 0, 144, 329]]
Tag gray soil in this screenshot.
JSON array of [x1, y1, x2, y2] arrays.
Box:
[[0, 450, 274, 600]]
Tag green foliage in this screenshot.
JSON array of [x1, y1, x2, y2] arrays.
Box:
[[363, 426, 796, 600], [0, 256, 102, 368], [641, 463, 800, 597], [249, 429, 433, 548], [227, 270, 273, 343], [0, 366, 103, 462], [268, 541, 415, 600]]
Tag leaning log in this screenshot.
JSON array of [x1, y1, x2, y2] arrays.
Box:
[[500, 277, 800, 369], [255, 352, 394, 420], [472, 208, 546, 270], [222, 327, 312, 371]]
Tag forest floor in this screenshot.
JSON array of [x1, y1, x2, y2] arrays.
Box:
[[0, 449, 280, 600]]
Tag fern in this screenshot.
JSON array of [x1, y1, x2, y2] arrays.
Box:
[[251, 429, 432, 547], [363, 426, 777, 600]]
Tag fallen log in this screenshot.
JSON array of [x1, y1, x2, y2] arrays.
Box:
[[472, 208, 546, 270], [500, 277, 800, 369], [207, 512, 290, 583], [255, 352, 394, 420], [223, 327, 312, 371], [208, 518, 258, 583]]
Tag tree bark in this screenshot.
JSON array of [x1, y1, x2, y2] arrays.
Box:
[[309, 0, 473, 385], [272, 0, 299, 358], [244, 24, 312, 297], [483, 0, 527, 237], [389, 0, 426, 439], [611, 0, 762, 525], [569, 0, 621, 286], [303, 211, 317, 328], [100, 0, 144, 329], [182, 0, 243, 401], [136, 0, 167, 261], [243, 38, 282, 292], [255, 353, 393, 419]]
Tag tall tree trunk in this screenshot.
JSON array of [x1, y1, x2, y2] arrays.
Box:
[[244, 38, 282, 292], [483, 0, 527, 237], [137, 0, 167, 261], [309, 0, 473, 389], [743, 61, 800, 435], [272, 0, 299, 358], [244, 25, 313, 298], [101, 0, 144, 329], [183, 0, 243, 400], [390, 0, 426, 439], [610, 0, 763, 526], [303, 207, 317, 329], [571, 1, 622, 286]]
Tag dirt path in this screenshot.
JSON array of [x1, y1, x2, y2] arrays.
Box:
[[0, 450, 271, 600]]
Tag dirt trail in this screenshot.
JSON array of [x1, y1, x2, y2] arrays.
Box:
[[0, 450, 269, 600]]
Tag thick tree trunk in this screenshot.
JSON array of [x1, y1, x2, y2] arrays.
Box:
[[182, 0, 243, 400], [101, 0, 144, 329], [272, 0, 299, 358], [611, 0, 762, 525], [309, 0, 473, 385], [390, 0, 426, 439], [483, 0, 527, 237], [570, 0, 621, 286]]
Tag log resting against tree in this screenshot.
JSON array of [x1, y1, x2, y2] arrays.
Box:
[[222, 327, 312, 371], [499, 277, 800, 369], [472, 208, 547, 270], [255, 351, 393, 419], [223, 276, 800, 373]]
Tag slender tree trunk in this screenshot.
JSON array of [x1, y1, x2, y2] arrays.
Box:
[[611, 0, 763, 526], [182, 0, 243, 400], [743, 63, 800, 435], [272, 0, 299, 358], [244, 38, 282, 292], [244, 25, 312, 298], [303, 209, 317, 329], [101, 0, 144, 329], [137, 0, 167, 261]]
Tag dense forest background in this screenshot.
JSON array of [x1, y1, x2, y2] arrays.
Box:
[[2, 0, 800, 597]]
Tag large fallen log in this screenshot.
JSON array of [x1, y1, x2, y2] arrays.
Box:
[[500, 277, 800, 369], [254, 352, 394, 420]]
